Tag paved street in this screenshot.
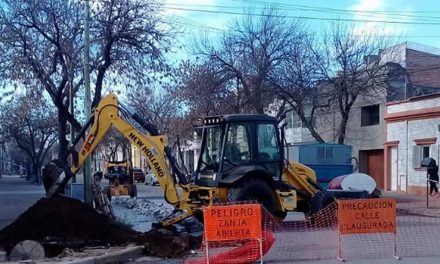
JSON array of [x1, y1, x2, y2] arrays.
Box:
[[0, 175, 45, 229], [136, 182, 165, 200], [3, 178, 440, 264], [267, 256, 440, 264]]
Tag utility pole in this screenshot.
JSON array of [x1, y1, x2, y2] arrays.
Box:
[[83, 0, 93, 206], [70, 74, 76, 183]]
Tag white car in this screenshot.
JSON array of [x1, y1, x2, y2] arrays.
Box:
[[145, 171, 159, 186]]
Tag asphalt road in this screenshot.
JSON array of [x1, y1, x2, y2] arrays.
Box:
[[136, 181, 165, 200], [0, 175, 45, 229], [3, 178, 440, 264]]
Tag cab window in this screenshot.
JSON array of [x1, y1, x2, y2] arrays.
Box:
[[224, 124, 251, 166], [257, 123, 280, 161]]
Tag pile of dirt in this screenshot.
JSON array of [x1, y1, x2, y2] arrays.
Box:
[[0, 195, 201, 259], [141, 229, 202, 258], [0, 196, 138, 256]]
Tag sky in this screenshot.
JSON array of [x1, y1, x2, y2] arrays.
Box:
[[4, 0, 440, 103], [163, 0, 440, 61]]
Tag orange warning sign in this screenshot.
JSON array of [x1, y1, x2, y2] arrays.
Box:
[[338, 198, 396, 235], [203, 204, 262, 242]]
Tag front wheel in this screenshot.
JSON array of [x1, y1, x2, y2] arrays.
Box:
[[228, 179, 275, 214]]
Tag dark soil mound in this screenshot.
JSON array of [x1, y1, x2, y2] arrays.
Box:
[[0, 195, 202, 259], [0, 196, 138, 255], [140, 229, 202, 258]]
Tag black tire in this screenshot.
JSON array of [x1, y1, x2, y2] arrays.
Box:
[[309, 190, 335, 216], [228, 179, 275, 214], [129, 184, 137, 198]]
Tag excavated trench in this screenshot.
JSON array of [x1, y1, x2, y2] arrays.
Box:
[[0, 196, 201, 259]]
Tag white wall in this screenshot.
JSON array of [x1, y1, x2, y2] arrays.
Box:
[[387, 96, 440, 188], [388, 97, 440, 114]]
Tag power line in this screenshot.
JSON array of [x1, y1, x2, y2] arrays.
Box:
[[165, 2, 440, 23], [161, 6, 440, 25], [231, 0, 440, 15], [171, 16, 440, 39]]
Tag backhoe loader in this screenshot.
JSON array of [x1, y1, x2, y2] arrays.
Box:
[[103, 160, 137, 199], [42, 94, 328, 227]]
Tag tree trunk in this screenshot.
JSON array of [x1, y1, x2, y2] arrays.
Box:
[[31, 161, 39, 184], [337, 112, 349, 144], [26, 159, 32, 182], [308, 125, 326, 143], [57, 108, 69, 162], [299, 116, 326, 143]]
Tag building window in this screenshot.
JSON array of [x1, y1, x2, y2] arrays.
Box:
[[422, 145, 430, 159], [413, 144, 431, 168], [317, 147, 333, 160], [286, 111, 315, 129], [361, 104, 380, 127], [413, 138, 437, 168]]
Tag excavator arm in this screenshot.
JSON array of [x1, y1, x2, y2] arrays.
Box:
[[44, 94, 186, 207]]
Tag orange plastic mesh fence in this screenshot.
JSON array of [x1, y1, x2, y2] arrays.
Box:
[[185, 201, 440, 263], [339, 215, 440, 259]]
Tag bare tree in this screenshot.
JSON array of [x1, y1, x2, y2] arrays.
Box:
[[90, 0, 173, 108], [96, 128, 130, 162], [0, 0, 82, 161], [317, 23, 395, 144], [269, 34, 329, 142], [173, 61, 240, 114], [0, 92, 57, 183], [272, 22, 397, 144], [126, 85, 181, 137], [195, 8, 303, 114], [0, 0, 173, 162], [125, 60, 242, 146]]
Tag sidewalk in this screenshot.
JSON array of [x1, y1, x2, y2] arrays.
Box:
[[284, 255, 440, 264], [382, 190, 440, 217]]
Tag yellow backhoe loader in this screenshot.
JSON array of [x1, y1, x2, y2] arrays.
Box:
[[42, 94, 333, 227], [103, 160, 137, 199]]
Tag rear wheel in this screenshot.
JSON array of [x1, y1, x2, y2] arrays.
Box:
[[228, 178, 275, 214]]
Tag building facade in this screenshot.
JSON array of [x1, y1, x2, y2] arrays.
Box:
[[385, 94, 440, 194], [282, 42, 440, 191]]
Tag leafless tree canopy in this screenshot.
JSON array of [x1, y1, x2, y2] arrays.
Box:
[[190, 9, 397, 144], [0, 2, 403, 168], [0, 0, 174, 161], [269, 32, 328, 142], [317, 23, 397, 143], [96, 128, 131, 163], [0, 92, 57, 182], [194, 8, 305, 114]]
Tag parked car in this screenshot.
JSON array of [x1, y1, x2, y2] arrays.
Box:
[[145, 170, 159, 186], [133, 168, 145, 183]]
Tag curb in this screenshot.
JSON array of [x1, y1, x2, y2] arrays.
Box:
[[57, 245, 144, 264]]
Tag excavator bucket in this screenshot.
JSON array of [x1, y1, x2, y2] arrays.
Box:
[[41, 159, 69, 197], [42, 159, 115, 218]]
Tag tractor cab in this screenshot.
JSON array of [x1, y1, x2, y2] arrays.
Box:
[[195, 114, 283, 187]]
